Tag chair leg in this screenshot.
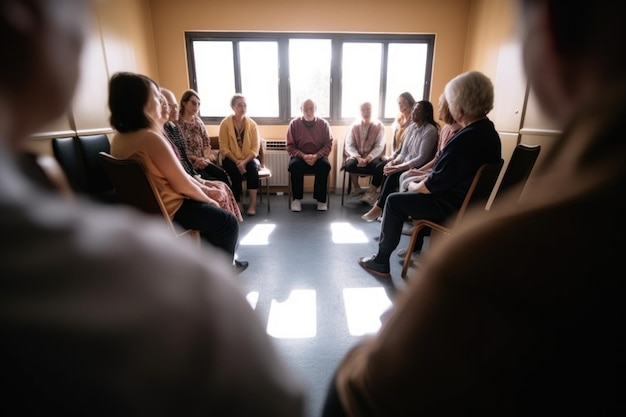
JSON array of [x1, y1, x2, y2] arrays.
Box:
[[402, 221, 424, 280], [341, 169, 347, 206], [265, 178, 270, 212], [287, 175, 292, 208]]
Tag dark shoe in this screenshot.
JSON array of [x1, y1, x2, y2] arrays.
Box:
[[233, 259, 249, 274], [358, 255, 390, 277]]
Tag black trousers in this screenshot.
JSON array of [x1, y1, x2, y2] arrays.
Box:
[[197, 161, 231, 186], [221, 158, 260, 202], [343, 157, 384, 187], [375, 170, 404, 209], [288, 156, 331, 202], [377, 191, 451, 261], [173, 199, 239, 259]]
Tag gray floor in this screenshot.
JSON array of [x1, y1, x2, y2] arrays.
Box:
[[235, 191, 415, 417]]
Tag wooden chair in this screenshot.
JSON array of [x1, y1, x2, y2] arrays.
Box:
[[257, 140, 272, 212], [401, 159, 504, 279], [98, 152, 201, 245], [491, 143, 541, 209]]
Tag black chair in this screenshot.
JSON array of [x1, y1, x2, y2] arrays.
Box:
[[51, 136, 83, 192], [75, 134, 115, 198], [51, 134, 117, 204], [491, 143, 541, 208]]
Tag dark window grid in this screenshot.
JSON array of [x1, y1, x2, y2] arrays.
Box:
[[185, 32, 435, 126]]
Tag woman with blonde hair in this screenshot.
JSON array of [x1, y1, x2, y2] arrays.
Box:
[[218, 93, 261, 216]]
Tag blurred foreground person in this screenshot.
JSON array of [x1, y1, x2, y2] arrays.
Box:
[[323, 0, 626, 415], [0, 0, 304, 415]]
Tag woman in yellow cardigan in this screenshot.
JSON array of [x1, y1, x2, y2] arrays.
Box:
[[218, 94, 260, 216]]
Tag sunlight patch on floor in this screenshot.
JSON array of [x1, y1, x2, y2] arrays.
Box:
[[246, 291, 259, 309], [240, 223, 276, 245], [249, 287, 393, 339], [343, 287, 392, 336], [330, 222, 369, 244], [267, 289, 317, 338]]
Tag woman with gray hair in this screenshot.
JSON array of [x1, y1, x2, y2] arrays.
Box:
[[358, 70, 502, 277]]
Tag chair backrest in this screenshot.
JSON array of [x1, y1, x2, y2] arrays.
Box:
[[453, 159, 504, 227], [51, 136, 83, 191], [492, 143, 541, 207], [98, 152, 177, 233], [75, 134, 114, 194]]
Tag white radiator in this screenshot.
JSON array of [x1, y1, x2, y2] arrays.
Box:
[[264, 140, 289, 186]]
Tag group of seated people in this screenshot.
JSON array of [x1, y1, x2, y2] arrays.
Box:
[[6, 0, 623, 414], [105, 66, 502, 280]]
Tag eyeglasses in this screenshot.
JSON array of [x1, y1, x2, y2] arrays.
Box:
[[167, 103, 179, 110]]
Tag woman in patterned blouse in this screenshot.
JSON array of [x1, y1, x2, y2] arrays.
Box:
[[175, 89, 230, 185]]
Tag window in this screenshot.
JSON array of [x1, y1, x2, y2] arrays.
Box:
[[185, 32, 435, 125]]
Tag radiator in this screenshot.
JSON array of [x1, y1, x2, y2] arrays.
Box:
[[264, 140, 289, 186]]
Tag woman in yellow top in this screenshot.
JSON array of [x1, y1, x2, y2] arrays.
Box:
[[218, 94, 260, 216]]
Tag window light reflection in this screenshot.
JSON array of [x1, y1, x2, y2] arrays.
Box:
[[240, 224, 276, 245], [246, 291, 259, 310], [343, 287, 392, 336], [267, 289, 316, 339], [330, 222, 369, 244]]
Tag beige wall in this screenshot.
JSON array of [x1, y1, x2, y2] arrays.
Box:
[[27, 0, 560, 191], [24, 0, 157, 155], [149, 0, 471, 138]]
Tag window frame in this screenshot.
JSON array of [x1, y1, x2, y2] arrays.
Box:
[[185, 32, 435, 125]]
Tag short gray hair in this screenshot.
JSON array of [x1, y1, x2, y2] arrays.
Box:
[[444, 71, 494, 120]]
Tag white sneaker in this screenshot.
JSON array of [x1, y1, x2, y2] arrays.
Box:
[[317, 202, 328, 211], [290, 199, 302, 212]]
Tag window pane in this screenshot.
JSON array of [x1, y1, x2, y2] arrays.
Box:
[[384, 43, 428, 119], [240, 41, 279, 118], [341, 42, 382, 120], [193, 41, 235, 117], [289, 39, 331, 118]]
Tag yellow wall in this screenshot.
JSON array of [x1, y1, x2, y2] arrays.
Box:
[[23, 0, 158, 155], [27, 0, 560, 191], [148, 0, 471, 138]]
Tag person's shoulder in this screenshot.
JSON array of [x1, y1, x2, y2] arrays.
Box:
[[4, 190, 237, 291]]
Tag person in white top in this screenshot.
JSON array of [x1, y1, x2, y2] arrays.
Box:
[[342, 102, 386, 197], [0, 1, 304, 415]]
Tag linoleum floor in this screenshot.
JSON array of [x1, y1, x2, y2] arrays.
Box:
[[235, 191, 418, 417]]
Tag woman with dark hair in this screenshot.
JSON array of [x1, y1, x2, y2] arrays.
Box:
[[361, 100, 440, 222], [108, 72, 248, 273], [175, 89, 230, 185]]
